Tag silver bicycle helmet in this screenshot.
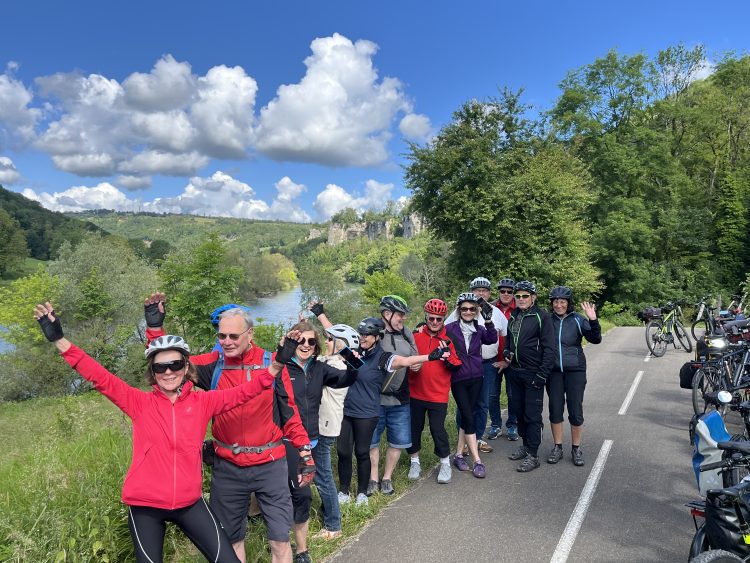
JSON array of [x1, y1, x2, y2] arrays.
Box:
[[145, 335, 190, 359], [469, 277, 492, 290], [456, 292, 480, 307], [325, 324, 360, 349]]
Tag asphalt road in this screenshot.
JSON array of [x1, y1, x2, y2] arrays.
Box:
[[328, 327, 699, 563]]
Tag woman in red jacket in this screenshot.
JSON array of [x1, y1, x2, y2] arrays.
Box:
[[34, 302, 277, 563]]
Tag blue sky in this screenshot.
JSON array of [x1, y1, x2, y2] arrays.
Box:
[[1, 0, 748, 223]]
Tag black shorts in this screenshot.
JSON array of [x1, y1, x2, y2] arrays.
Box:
[[209, 456, 293, 543]]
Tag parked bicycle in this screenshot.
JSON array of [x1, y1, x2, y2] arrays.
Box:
[[693, 296, 720, 341], [642, 301, 693, 357]]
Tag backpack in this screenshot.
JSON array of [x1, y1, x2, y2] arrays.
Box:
[[210, 349, 273, 390]]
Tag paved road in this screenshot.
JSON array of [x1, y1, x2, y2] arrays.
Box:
[[328, 327, 699, 563]]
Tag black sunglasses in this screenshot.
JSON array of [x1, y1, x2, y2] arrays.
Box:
[[460, 306, 477, 312], [426, 315, 444, 323], [301, 338, 317, 346], [217, 327, 252, 341], [152, 359, 187, 374], [499, 289, 514, 295]]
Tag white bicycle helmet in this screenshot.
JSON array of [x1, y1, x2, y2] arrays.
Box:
[[145, 335, 190, 359], [456, 292, 480, 307], [469, 277, 492, 290], [325, 324, 360, 349]]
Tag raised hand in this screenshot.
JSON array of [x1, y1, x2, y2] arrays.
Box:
[[144, 292, 167, 328], [581, 301, 597, 320], [34, 302, 64, 342]]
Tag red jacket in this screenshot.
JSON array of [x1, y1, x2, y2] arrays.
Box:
[[409, 326, 462, 403], [61, 344, 272, 510], [146, 328, 310, 467]]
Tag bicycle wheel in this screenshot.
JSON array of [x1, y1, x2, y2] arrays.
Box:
[[692, 365, 726, 416], [646, 320, 667, 357], [674, 321, 693, 353], [692, 319, 710, 341]]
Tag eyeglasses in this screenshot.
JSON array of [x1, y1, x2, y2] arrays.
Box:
[[514, 294, 532, 300], [152, 359, 186, 374], [499, 289, 513, 295], [217, 327, 252, 341], [301, 338, 317, 346], [460, 306, 477, 312], [426, 316, 444, 323]]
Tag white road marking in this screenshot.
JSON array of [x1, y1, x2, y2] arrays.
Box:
[[618, 371, 644, 415], [550, 439, 614, 563], [644, 354, 651, 362]]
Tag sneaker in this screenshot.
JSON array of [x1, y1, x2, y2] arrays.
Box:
[[295, 552, 312, 563], [365, 480, 379, 496], [472, 461, 486, 478], [478, 439, 494, 453], [408, 460, 421, 481], [508, 445, 528, 460], [517, 454, 540, 473], [312, 529, 342, 540], [461, 444, 469, 457], [453, 455, 470, 471], [506, 426, 519, 441], [487, 426, 503, 440], [380, 479, 394, 495], [547, 444, 563, 464], [572, 447, 585, 466], [337, 491, 351, 505], [355, 493, 368, 507], [437, 461, 452, 484]]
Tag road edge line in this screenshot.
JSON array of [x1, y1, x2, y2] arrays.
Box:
[[550, 439, 614, 563]]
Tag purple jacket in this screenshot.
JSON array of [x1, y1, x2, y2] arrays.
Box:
[[445, 320, 498, 382]]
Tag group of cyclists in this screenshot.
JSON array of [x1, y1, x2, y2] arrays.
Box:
[[33, 274, 601, 563]]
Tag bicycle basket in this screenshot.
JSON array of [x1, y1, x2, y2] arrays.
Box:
[[705, 481, 750, 555]]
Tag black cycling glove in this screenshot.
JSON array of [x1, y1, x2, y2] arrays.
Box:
[[428, 346, 450, 361], [144, 301, 166, 328], [275, 337, 299, 365], [310, 303, 325, 317], [38, 312, 64, 342], [479, 301, 493, 322], [531, 373, 547, 390]]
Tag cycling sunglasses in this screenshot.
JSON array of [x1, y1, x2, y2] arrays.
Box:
[[498, 289, 514, 295], [460, 306, 477, 312], [300, 338, 317, 346], [152, 359, 186, 374], [514, 294, 532, 300], [426, 315, 445, 323], [217, 327, 252, 341]]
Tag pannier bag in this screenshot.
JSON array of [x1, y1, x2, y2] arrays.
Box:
[[693, 410, 732, 496], [680, 362, 697, 389], [637, 307, 662, 323], [705, 481, 750, 556]]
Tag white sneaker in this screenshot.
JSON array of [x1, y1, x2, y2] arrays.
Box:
[[437, 461, 452, 484], [408, 460, 421, 480], [355, 493, 368, 507], [338, 491, 351, 505]]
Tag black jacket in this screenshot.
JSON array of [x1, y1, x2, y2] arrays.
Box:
[[283, 357, 357, 441], [549, 313, 602, 372], [504, 303, 555, 378]]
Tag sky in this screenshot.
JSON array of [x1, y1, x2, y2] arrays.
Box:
[[1, 0, 749, 223]]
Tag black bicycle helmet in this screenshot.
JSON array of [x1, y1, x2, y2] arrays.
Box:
[[357, 317, 385, 336], [469, 277, 491, 290], [549, 286, 573, 301], [513, 280, 537, 294], [497, 277, 516, 290], [379, 295, 410, 314]]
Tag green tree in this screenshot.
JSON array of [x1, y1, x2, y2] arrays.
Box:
[[362, 271, 415, 307], [0, 208, 29, 277], [330, 207, 359, 226]]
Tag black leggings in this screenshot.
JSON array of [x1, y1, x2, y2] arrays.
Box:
[[407, 398, 450, 458], [451, 377, 483, 435], [546, 370, 586, 426], [337, 415, 379, 495], [284, 440, 313, 524], [128, 498, 239, 563]]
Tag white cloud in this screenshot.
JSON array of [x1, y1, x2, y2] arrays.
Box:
[[267, 176, 311, 222], [117, 174, 152, 190], [399, 113, 432, 141], [119, 150, 209, 176], [22, 183, 138, 213], [255, 33, 412, 166], [0, 64, 41, 148], [312, 179, 394, 220], [691, 58, 716, 82], [51, 153, 116, 176], [0, 156, 21, 184], [122, 54, 196, 112]]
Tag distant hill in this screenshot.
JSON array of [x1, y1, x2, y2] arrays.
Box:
[[69, 210, 323, 252], [0, 186, 106, 260]]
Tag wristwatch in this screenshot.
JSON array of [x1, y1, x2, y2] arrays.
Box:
[[298, 444, 312, 453]]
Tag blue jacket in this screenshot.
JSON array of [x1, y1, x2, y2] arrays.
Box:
[[550, 313, 602, 372], [445, 320, 498, 382]]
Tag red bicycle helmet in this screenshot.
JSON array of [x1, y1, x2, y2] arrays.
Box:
[[424, 298, 448, 316]]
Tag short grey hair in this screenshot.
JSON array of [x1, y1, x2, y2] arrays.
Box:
[[219, 307, 254, 330]]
